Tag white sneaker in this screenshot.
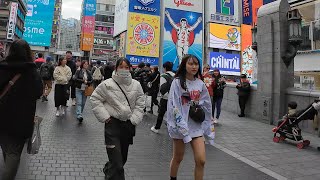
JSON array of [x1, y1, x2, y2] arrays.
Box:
[[72, 99, 76, 106], [214, 119, 218, 124], [55, 110, 60, 117], [60, 106, 65, 115], [150, 126, 159, 134]]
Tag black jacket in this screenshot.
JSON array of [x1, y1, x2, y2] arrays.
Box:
[[39, 62, 55, 80], [73, 69, 93, 89], [0, 60, 43, 142], [236, 81, 251, 97], [134, 68, 150, 93], [66, 59, 77, 75], [213, 75, 226, 98], [104, 65, 114, 80], [147, 71, 160, 93]]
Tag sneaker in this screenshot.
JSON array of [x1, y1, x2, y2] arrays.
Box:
[[72, 99, 76, 106], [55, 110, 60, 117], [61, 106, 65, 115], [214, 119, 218, 124], [238, 114, 245, 117], [150, 126, 159, 134], [77, 117, 83, 123]]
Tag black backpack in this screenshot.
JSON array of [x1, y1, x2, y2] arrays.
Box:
[[160, 73, 173, 95], [40, 65, 51, 80]]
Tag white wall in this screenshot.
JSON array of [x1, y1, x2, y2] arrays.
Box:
[[294, 52, 320, 72]]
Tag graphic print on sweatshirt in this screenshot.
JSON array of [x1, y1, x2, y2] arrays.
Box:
[[181, 90, 201, 105]]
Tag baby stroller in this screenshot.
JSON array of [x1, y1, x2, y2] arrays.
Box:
[[272, 100, 319, 149]]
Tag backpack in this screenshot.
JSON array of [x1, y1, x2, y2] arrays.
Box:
[[160, 73, 173, 95], [92, 66, 103, 80], [40, 65, 51, 80]]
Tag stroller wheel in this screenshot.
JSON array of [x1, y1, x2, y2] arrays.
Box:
[[297, 142, 304, 149], [303, 140, 310, 146], [273, 136, 280, 143]]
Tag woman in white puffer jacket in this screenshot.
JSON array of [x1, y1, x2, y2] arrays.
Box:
[[90, 58, 145, 180]]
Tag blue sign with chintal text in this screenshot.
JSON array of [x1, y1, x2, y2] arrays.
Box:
[[129, 0, 160, 16], [210, 52, 240, 76]]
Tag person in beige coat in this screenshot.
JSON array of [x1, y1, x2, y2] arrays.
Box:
[[90, 58, 145, 180], [53, 57, 72, 117]]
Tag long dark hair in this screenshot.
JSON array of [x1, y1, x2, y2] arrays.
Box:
[[58, 57, 65, 66], [5, 39, 33, 62], [115, 57, 131, 71], [175, 54, 202, 90]]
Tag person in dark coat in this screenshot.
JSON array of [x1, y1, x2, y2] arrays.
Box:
[[236, 74, 251, 117], [212, 69, 226, 123], [146, 66, 160, 114], [0, 39, 43, 180], [133, 62, 150, 93], [103, 62, 114, 80], [66, 51, 77, 106]]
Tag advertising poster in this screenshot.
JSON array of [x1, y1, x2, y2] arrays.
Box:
[[206, 0, 240, 26], [241, 24, 258, 84], [164, 0, 202, 12], [119, 32, 126, 58], [163, 8, 203, 70], [114, 0, 129, 37], [23, 0, 55, 46], [126, 12, 160, 65], [129, 0, 160, 16], [7, 2, 18, 40], [209, 23, 241, 51], [210, 52, 241, 76], [243, 0, 263, 25], [252, 0, 263, 25], [80, 0, 96, 51]]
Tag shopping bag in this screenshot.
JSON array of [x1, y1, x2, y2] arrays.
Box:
[[85, 85, 94, 96], [27, 116, 42, 155], [146, 95, 152, 111]]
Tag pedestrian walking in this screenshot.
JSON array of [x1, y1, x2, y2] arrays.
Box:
[[39, 56, 55, 102], [236, 74, 251, 117], [73, 60, 93, 123], [53, 57, 72, 117], [167, 54, 215, 180], [150, 62, 175, 133], [134, 62, 149, 94], [211, 68, 226, 123], [103, 61, 114, 80], [202, 65, 215, 121], [92, 60, 104, 88], [91, 58, 145, 180], [66, 51, 77, 106], [0, 39, 43, 180], [146, 66, 160, 114], [34, 53, 45, 69]]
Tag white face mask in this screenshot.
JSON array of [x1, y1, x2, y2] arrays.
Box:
[[117, 69, 131, 77]]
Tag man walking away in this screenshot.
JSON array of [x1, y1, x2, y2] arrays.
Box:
[[151, 62, 175, 133], [103, 62, 114, 80], [39, 56, 55, 102], [92, 60, 104, 88], [66, 51, 77, 106], [34, 53, 45, 70]]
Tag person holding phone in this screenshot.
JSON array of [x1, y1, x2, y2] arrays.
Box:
[[236, 74, 251, 117]]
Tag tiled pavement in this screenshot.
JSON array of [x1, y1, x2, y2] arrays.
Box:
[[0, 94, 276, 180]]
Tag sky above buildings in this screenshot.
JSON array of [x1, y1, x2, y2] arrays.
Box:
[[62, 0, 81, 20]]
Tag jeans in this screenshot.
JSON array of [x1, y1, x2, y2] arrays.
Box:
[[212, 97, 223, 119], [155, 98, 168, 129], [0, 139, 25, 180], [76, 88, 87, 118]]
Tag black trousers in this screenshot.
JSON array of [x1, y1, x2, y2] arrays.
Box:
[[155, 98, 168, 129], [104, 118, 134, 180], [238, 96, 249, 115], [0, 139, 25, 180], [54, 84, 68, 107], [68, 80, 76, 99]]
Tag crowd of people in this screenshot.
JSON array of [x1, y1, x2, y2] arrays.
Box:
[[0, 39, 256, 180]]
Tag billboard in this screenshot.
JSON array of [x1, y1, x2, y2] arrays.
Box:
[[126, 13, 160, 59], [7, 2, 18, 40], [80, 0, 96, 51], [119, 32, 126, 58], [127, 55, 159, 66], [243, 0, 263, 25], [23, 0, 55, 46], [210, 52, 241, 76], [163, 8, 203, 70], [241, 24, 257, 84], [164, 0, 203, 12], [209, 23, 241, 51], [129, 0, 160, 16], [206, 0, 240, 26], [114, 0, 129, 37]]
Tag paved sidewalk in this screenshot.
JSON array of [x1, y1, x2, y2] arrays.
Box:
[[0, 94, 275, 180]]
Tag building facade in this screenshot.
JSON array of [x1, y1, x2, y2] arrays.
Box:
[[51, 0, 62, 49]]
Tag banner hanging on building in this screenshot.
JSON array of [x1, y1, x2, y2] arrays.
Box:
[[129, 0, 160, 16], [126, 12, 160, 65], [210, 52, 241, 76], [119, 32, 126, 58], [243, 0, 263, 25], [80, 0, 96, 51], [206, 0, 240, 26], [7, 2, 18, 40], [209, 23, 241, 51], [114, 0, 129, 37], [23, 0, 55, 46]]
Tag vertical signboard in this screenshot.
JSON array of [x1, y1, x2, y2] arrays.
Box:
[[207, 0, 240, 26], [243, 0, 263, 25], [23, 0, 55, 46], [252, 0, 263, 25], [163, 0, 203, 70], [114, 0, 129, 37], [119, 32, 126, 58], [241, 24, 257, 84], [80, 0, 96, 51], [7, 2, 18, 40]]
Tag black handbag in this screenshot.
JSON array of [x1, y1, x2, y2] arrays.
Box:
[[184, 82, 205, 123]]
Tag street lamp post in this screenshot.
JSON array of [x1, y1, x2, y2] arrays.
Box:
[[282, 9, 303, 67]]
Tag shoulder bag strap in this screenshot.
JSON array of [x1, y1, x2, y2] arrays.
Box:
[[112, 78, 131, 110], [0, 74, 21, 99], [150, 74, 159, 84]]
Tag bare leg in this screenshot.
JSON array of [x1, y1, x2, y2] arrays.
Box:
[[191, 137, 206, 180], [170, 139, 185, 178]]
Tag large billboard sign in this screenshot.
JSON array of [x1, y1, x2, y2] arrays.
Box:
[[209, 23, 241, 51], [114, 0, 129, 37], [129, 0, 160, 16], [243, 0, 263, 25], [23, 0, 55, 46], [210, 52, 241, 76], [163, 0, 203, 70], [206, 0, 240, 26], [7, 2, 18, 40], [80, 0, 96, 51], [126, 12, 160, 66]]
